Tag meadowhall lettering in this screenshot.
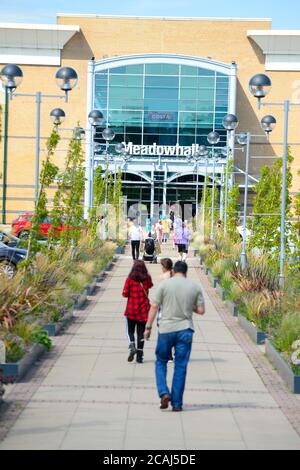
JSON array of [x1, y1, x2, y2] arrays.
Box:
[[123, 142, 202, 157]]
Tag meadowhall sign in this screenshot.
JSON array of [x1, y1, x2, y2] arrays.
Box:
[[123, 142, 203, 157]]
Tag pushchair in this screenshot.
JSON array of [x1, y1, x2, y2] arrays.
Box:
[[142, 236, 158, 263]]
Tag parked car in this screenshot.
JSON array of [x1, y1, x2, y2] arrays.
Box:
[[0, 242, 27, 278], [0, 230, 20, 247], [11, 213, 71, 239]]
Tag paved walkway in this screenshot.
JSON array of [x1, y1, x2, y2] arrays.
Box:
[[1, 245, 300, 450]]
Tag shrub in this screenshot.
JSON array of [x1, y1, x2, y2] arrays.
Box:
[[227, 282, 243, 303], [272, 312, 300, 353]]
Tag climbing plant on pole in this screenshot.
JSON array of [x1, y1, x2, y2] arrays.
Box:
[[249, 148, 293, 260], [60, 129, 85, 248], [26, 126, 60, 258]]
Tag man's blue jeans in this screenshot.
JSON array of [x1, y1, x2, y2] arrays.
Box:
[[155, 328, 193, 409]]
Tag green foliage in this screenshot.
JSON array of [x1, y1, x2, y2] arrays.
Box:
[[4, 336, 26, 363], [226, 184, 240, 242], [249, 149, 293, 265], [272, 312, 300, 353], [33, 330, 52, 350]]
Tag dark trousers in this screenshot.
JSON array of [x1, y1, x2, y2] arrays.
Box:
[[131, 240, 140, 260], [126, 318, 146, 351]]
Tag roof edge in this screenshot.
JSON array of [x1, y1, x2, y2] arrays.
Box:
[[57, 13, 272, 22]]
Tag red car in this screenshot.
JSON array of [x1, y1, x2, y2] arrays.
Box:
[[11, 213, 71, 239]]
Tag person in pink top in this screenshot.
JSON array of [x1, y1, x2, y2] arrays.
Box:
[[176, 223, 190, 261]]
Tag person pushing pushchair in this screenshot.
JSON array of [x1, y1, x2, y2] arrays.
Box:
[[143, 232, 158, 264]]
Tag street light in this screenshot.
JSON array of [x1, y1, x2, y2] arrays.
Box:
[[0, 63, 78, 221], [207, 131, 220, 240], [88, 109, 103, 126], [249, 74, 271, 108], [261, 115, 277, 134], [0, 64, 23, 97], [222, 114, 239, 131], [87, 110, 104, 208], [50, 108, 65, 126], [102, 127, 115, 142], [222, 113, 239, 237], [249, 72, 292, 287], [55, 67, 78, 101]]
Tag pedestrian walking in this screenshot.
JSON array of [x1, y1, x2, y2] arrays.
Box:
[[161, 217, 170, 243], [144, 261, 205, 411], [177, 222, 190, 261], [129, 220, 143, 260], [123, 260, 153, 363], [156, 220, 163, 244], [157, 258, 174, 362]]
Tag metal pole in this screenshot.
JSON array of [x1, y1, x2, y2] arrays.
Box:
[[240, 132, 251, 269], [195, 161, 199, 228], [1, 87, 9, 224], [34, 91, 42, 206], [202, 158, 207, 232], [90, 127, 95, 209], [224, 131, 230, 236], [219, 167, 224, 220], [279, 101, 290, 288], [210, 152, 216, 240]]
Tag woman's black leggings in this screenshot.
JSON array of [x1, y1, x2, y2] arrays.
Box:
[[126, 318, 146, 350]]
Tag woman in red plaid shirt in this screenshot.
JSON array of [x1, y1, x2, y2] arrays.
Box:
[[122, 260, 153, 363]]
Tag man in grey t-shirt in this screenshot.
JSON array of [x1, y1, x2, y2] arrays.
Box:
[[144, 261, 205, 411]]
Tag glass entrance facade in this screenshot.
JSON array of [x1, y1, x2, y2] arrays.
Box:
[[94, 62, 229, 148], [91, 55, 233, 214]]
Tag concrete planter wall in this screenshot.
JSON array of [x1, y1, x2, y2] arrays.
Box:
[[265, 340, 300, 394], [106, 261, 114, 271], [238, 314, 266, 345], [86, 279, 98, 296], [74, 291, 88, 310], [216, 283, 225, 300], [224, 300, 238, 316], [96, 269, 106, 282], [43, 310, 74, 337], [207, 270, 218, 288], [0, 343, 46, 384]]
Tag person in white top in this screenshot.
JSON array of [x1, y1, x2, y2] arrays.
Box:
[[129, 221, 143, 260]]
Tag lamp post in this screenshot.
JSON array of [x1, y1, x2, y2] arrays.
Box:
[[197, 145, 209, 233], [0, 64, 78, 219], [249, 73, 291, 287], [87, 110, 104, 209], [207, 131, 221, 240], [222, 114, 239, 237]]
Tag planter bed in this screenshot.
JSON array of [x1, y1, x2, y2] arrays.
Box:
[[265, 340, 300, 394], [43, 310, 74, 337], [207, 270, 218, 288], [0, 343, 46, 384], [238, 314, 266, 345], [224, 300, 239, 317], [216, 283, 225, 300]]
